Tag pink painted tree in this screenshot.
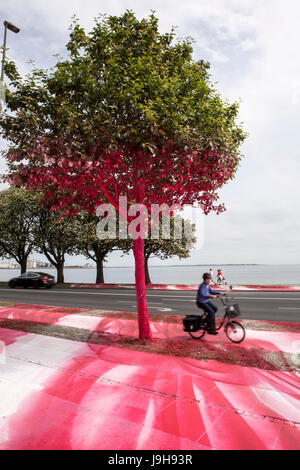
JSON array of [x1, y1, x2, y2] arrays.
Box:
[[1, 12, 246, 340]]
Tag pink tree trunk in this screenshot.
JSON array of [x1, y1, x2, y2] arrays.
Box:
[[132, 174, 153, 340], [133, 237, 153, 340]]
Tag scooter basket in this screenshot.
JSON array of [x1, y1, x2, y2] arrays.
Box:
[[183, 315, 201, 332], [226, 304, 241, 318]]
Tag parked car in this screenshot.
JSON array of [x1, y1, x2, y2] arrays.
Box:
[[8, 271, 55, 289]]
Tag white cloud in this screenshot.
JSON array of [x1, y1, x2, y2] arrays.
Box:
[[240, 38, 256, 52]]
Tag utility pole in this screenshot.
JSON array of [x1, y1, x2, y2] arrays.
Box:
[[0, 20, 20, 109]]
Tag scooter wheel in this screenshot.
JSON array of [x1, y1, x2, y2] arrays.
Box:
[[225, 321, 245, 343], [189, 329, 206, 339]]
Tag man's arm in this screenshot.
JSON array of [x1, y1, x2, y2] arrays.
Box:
[[209, 286, 220, 296], [209, 287, 225, 297]]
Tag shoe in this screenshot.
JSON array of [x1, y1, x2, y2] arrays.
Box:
[[207, 330, 219, 335]]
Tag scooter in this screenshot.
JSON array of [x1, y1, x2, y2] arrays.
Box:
[[182, 289, 245, 343]]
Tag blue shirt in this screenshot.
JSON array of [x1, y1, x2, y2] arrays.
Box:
[[197, 282, 220, 303]]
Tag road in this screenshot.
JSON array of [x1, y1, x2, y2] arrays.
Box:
[[0, 285, 300, 323]]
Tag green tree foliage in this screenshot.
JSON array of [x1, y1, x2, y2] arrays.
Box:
[[0, 188, 83, 282], [75, 212, 131, 284], [0, 188, 37, 273], [144, 215, 196, 284], [1, 12, 245, 213], [31, 208, 82, 284]]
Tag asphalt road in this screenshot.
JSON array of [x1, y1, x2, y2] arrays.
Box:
[[0, 285, 300, 323]]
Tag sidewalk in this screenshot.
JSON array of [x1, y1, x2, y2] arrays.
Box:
[[0, 303, 299, 450]]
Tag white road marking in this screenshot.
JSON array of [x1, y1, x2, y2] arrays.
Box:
[[234, 297, 300, 301], [148, 307, 173, 312], [278, 307, 300, 310]]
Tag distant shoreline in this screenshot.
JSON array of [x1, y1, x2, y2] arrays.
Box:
[[1, 263, 299, 270], [0, 263, 261, 270], [1, 264, 299, 270]]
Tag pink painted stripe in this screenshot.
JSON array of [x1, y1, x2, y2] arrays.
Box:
[[1, 304, 300, 354], [70, 283, 300, 291]]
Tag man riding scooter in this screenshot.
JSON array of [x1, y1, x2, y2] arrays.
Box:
[[196, 272, 226, 335]]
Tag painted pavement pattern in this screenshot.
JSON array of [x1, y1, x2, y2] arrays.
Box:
[[0, 304, 299, 450]]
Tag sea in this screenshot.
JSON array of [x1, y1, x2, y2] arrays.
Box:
[[0, 264, 299, 285]]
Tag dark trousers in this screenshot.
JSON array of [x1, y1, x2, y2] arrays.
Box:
[[196, 301, 218, 330]]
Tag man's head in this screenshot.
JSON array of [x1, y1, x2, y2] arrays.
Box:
[[203, 272, 211, 284]]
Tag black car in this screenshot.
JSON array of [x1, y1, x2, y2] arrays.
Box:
[[8, 271, 55, 289]]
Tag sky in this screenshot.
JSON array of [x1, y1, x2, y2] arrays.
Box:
[[0, 0, 300, 267]]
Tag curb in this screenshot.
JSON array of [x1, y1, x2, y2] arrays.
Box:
[[1, 301, 300, 330], [69, 283, 300, 292]]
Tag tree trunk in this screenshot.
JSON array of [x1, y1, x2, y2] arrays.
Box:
[[56, 261, 65, 284], [144, 256, 151, 284], [96, 257, 104, 284], [133, 237, 152, 341], [20, 256, 28, 274]]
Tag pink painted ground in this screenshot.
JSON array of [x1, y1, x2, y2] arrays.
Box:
[[0, 327, 299, 450], [0, 304, 299, 450]]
